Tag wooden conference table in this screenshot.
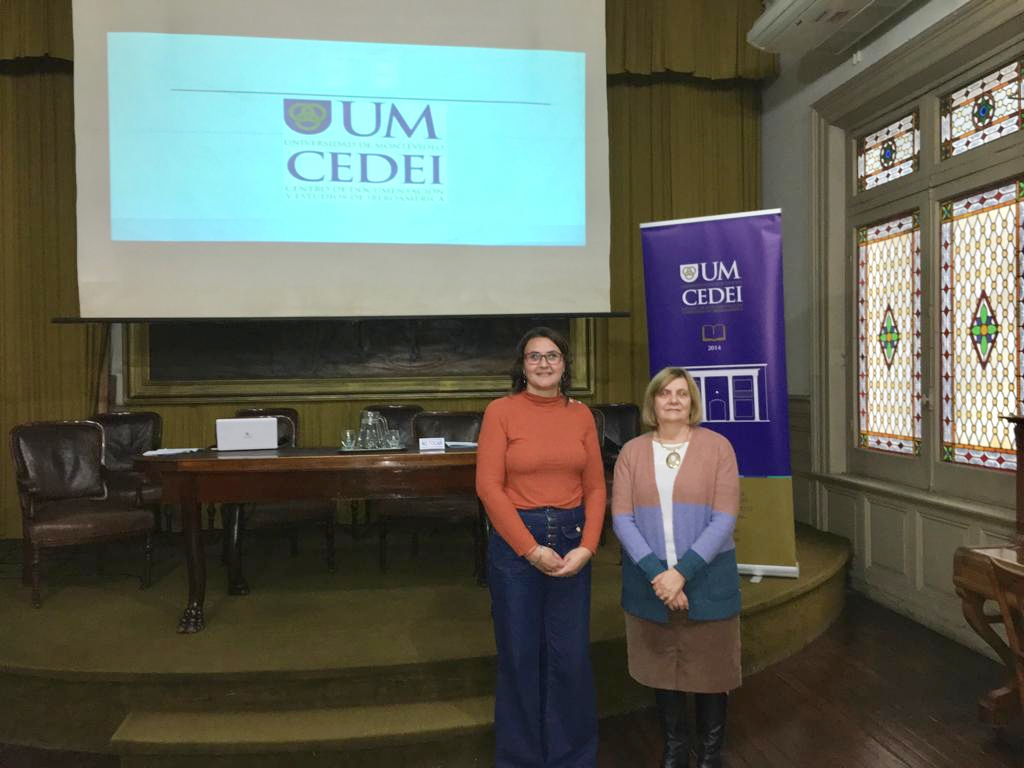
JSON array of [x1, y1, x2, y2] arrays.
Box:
[[138, 447, 480, 633]]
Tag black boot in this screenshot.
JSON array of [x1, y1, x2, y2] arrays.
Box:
[[654, 689, 689, 768], [694, 692, 728, 768]]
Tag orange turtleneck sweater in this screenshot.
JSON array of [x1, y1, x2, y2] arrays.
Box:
[[475, 391, 606, 556]]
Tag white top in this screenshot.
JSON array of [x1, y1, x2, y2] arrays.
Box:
[[652, 440, 688, 567]]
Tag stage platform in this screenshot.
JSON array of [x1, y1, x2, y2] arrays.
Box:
[[0, 522, 849, 767]]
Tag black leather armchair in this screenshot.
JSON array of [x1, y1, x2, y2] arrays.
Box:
[[235, 407, 298, 447], [591, 403, 642, 469], [591, 403, 641, 546], [92, 411, 163, 526], [9, 420, 154, 607], [590, 407, 606, 451]]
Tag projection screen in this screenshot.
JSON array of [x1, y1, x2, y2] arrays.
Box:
[[72, 0, 610, 318]]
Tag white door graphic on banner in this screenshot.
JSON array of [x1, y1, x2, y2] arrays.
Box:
[[686, 364, 768, 423]]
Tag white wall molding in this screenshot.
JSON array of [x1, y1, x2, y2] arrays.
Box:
[[812, 470, 1015, 656], [811, 471, 1014, 528]]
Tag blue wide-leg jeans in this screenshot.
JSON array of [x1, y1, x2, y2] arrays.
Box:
[[488, 506, 597, 768]]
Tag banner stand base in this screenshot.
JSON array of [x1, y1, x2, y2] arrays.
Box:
[[738, 562, 800, 580]]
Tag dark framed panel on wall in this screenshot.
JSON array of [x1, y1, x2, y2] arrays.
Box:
[[124, 317, 594, 403]]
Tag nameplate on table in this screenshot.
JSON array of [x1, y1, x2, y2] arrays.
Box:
[[418, 437, 446, 452]]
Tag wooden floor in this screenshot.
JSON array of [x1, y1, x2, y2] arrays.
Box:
[[2, 592, 1020, 767], [599, 591, 1022, 768]]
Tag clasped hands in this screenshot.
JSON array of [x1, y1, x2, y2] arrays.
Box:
[[651, 568, 688, 611], [526, 545, 592, 577]]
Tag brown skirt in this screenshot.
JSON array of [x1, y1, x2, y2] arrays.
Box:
[[624, 610, 741, 693]]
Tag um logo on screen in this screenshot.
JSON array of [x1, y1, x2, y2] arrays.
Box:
[[284, 100, 332, 134], [283, 99, 439, 139], [284, 99, 444, 186]]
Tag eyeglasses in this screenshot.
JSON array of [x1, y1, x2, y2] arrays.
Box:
[[524, 351, 563, 365]]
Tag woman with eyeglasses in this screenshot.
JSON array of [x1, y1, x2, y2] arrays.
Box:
[[612, 367, 740, 768], [476, 326, 606, 768]]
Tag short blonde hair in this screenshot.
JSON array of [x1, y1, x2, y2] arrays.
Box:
[[641, 367, 703, 428]]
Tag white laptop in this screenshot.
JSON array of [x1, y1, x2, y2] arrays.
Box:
[[215, 417, 279, 451]]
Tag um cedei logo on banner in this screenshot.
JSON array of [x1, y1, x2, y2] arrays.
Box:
[[679, 261, 743, 308]]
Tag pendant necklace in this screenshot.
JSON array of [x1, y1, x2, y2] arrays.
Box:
[[656, 432, 689, 469]]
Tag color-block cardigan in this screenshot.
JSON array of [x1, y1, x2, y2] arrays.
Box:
[[611, 428, 741, 623]]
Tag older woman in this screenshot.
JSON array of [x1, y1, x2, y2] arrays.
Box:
[[612, 367, 741, 768], [476, 326, 606, 768]]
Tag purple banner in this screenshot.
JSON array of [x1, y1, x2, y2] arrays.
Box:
[[640, 210, 789, 477]]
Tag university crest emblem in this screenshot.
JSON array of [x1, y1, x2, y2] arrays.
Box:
[[284, 99, 332, 134], [679, 264, 699, 284]]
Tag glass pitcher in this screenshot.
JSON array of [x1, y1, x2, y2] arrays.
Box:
[[357, 411, 388, 449]]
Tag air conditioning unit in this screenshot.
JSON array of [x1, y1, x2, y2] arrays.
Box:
[[747, 0, 915, 56]]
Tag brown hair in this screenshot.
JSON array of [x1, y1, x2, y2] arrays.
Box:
[[509, 326, 572, 399], [641, 367, 703, 428]]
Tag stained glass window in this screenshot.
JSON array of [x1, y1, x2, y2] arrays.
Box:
[[857, 213, 922, 455], [941, 59, 1023, 159], [857, 113, 919, 191], [940, 179, 1023, 471]]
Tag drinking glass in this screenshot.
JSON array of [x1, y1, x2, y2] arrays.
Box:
[[341, 429, 356, 450]]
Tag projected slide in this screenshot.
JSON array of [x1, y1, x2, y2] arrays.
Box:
[[107, 33, 586, 246]]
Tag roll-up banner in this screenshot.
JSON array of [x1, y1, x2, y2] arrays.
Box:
[[640, 209, 798, 578]]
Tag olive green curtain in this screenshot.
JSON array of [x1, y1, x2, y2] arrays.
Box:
[[0, 0, 771, 538], [0, 61, 104, 539], [599, 76, 762, 404], [606, 0, 777, 80], [0, 0, 72, 59]]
